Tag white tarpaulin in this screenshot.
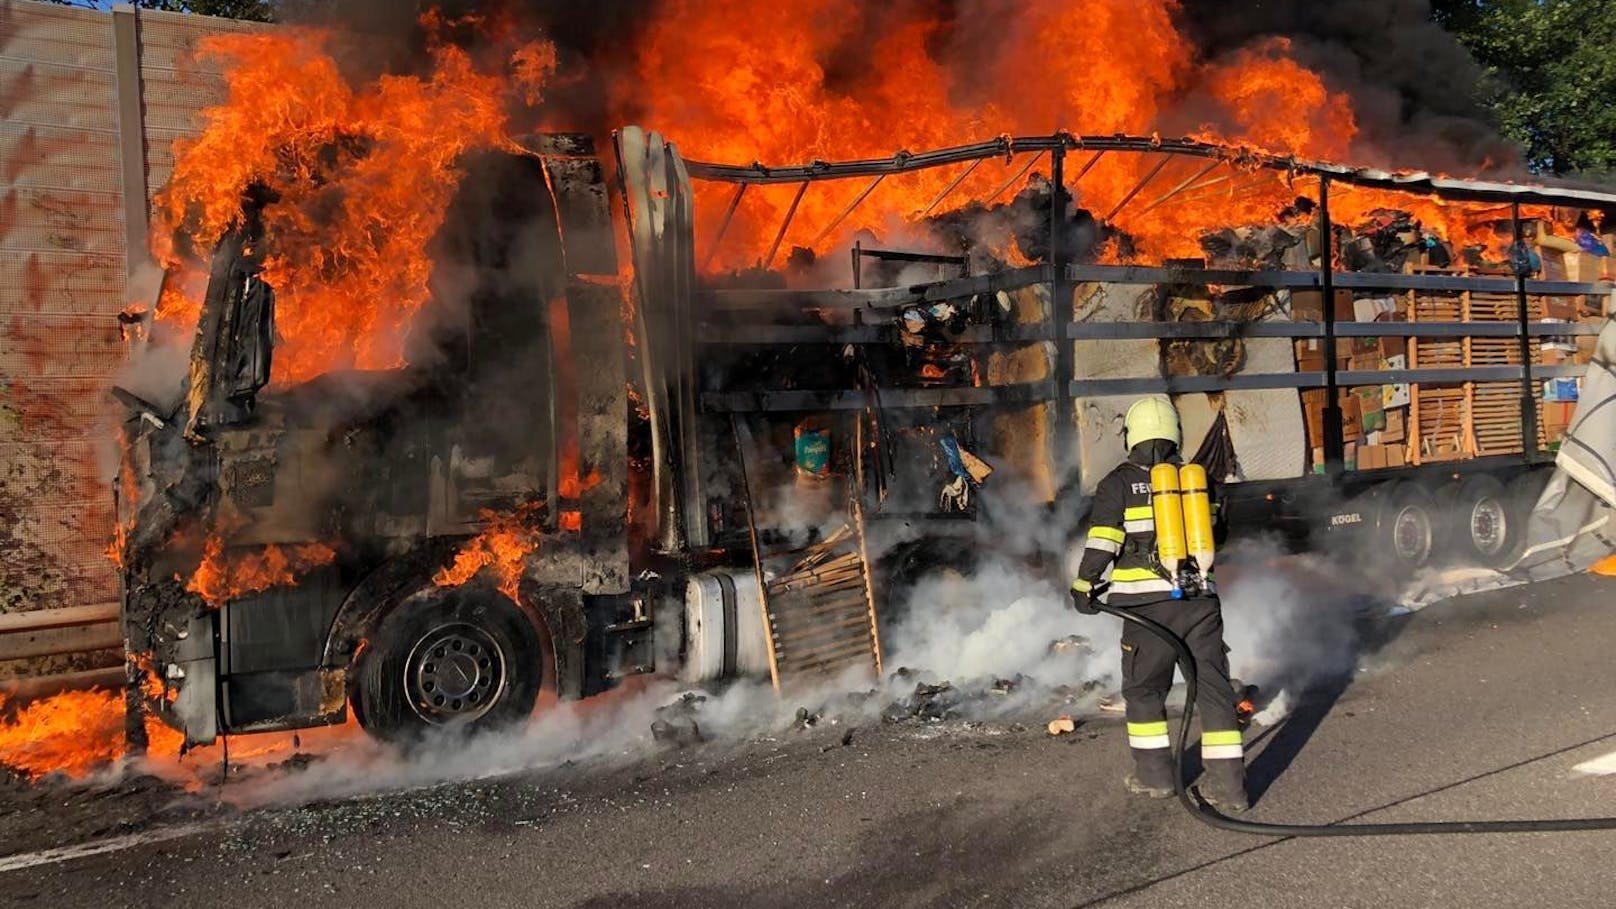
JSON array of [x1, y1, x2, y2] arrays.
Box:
[[1512, 317, 1616, 580]]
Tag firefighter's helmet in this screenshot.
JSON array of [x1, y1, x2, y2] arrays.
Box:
[[1124, 396, 1181, 449]]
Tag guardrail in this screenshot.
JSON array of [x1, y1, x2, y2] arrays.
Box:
[[0, 604, 125, 701]]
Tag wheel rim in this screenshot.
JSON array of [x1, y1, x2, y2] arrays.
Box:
[[1469, 496, 1508, 557], [1393, 504, 1433, 565], [404, 622, 507, 725]]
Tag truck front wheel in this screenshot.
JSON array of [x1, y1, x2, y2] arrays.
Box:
[[353, 588, 542, 745]]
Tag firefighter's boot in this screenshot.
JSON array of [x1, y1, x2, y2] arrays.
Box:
[[1123, 772, 1174, 800], [1126, 747, 1176, 799], [1199, 759, 1248, 813]]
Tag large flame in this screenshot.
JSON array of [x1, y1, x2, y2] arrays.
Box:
[[616, 0, 1504, 264], [153, 21, 555, 386], [0, 689, 183, 782]]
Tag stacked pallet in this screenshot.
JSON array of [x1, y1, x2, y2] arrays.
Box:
[[1408, 289, 1468, 463], [1467, 292, 1544, 456]]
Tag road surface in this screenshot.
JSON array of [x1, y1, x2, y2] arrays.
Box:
[[4, 573, 1616, 908]]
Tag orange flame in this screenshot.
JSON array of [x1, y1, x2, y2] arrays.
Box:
[[186, 537, 337, 608], [0, 690, 184, 782], [615, 0, 1507, 266], [152, 21, 556, 386], [433, 502, 545, 603]]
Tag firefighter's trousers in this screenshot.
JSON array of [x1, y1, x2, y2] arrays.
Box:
[[1120, 596, 1246, 797]]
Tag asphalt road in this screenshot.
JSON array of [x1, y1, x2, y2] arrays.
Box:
[[5, 573, 1616, 909]]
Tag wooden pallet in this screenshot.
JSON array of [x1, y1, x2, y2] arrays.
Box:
[[758, 513, 883, 688], [731, 416, 883, 693]]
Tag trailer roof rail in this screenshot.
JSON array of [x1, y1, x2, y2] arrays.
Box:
[[682, 133, 1616, 210]]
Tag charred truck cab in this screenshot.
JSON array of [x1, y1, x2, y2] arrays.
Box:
[[119, 129, 1615, 746]]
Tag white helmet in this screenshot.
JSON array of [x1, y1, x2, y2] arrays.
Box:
[[1124, 396, 1181, 449]]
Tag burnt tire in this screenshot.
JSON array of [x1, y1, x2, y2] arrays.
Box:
[[1440, 475, 1521, 567], [354, 588, 542, 745], [1374, 482, 1440, 576]]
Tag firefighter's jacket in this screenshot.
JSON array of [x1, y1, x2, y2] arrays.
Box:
[[1071, 460, 1220, 607]]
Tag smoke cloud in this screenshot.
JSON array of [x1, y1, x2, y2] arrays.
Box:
[[1175, 0, 1521, 173]]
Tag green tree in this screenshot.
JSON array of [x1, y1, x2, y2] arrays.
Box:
[[140, 0, 275, 20], [42, 0, 275, 21], [1433, 0, 1616, 175]]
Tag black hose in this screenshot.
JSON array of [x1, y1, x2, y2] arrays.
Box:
[[1095, 601, 1616, 836]]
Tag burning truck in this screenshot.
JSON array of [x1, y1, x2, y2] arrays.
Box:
[[112, 122, 1615, 748]]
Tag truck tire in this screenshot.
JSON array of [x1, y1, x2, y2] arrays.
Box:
[[1376, 482, 1439, 575], [354, 587, 542, 745], [1441, 475, 1520, 567]]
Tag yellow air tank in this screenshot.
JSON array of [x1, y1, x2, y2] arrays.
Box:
[[1180, 463, 1215, 574], [1150, 463, 1187, 584]]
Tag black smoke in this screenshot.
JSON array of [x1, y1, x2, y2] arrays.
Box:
[[1175, 0, 1522, 174], [279, 0, 657, 132]]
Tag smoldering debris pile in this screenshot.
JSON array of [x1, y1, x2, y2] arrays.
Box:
[[642, 631, 1111, 752]]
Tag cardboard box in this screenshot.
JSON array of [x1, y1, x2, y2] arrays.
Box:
[[1564, 250, 1607, 284], [1544, 298, 1577, 322], [1357, 384, 1385, 415], [1378, 335, 1407, 361], [1295, 339, 1325, 372], [1382, 355, 1411, 408], [1353, 296, 1398, 323], [1291, 289, 1352, 322], [1360, 445, 1388, 470], [1383, 407, 1406, 443], [1543, 378, 1580, 402], [1386, 445, 1406, 468], [1350, 352, 1380, 373], [1311, 446, 1326, 474], [1341, 395, 1362, 441], [1543, 401, 1575, 438], [1303, 403, 1324, 443], [1344, 442, 1357, 471], [1359, 385, 1386, 434]]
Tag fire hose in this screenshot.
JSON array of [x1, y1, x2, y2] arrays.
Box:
[[1094, 600, 1616, 837]]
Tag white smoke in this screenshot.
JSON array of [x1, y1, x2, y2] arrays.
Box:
[[884, 559, 1116, 686]]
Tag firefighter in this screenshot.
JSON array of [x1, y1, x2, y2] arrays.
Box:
[[1069, 396, 1248, 812]]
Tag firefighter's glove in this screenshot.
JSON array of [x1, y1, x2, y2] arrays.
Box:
[[1070, 582, 1103, 615]]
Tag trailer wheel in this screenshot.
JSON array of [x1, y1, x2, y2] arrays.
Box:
[[1442, 475, 1520, 567], [354, 587, 542, 745], [1377, 483, 1439, 574]]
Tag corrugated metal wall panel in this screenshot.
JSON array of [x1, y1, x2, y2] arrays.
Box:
[[2, 2, 266, 625], [0, 123, 124, 194], [0, 4, 115, 69], [0, 63, 120, 134], [0, 250, 125, 315], [3, 3, 124, 621]]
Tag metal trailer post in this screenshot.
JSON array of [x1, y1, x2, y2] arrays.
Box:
[[1511, 203, 1540, 458], [1319, 177, 1345, 475], [111, 3, 149, 755], [1049, 139, 1073, 457]]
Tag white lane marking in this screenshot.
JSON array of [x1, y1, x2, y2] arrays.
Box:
[[0, 822, 215, 874], [1573, 748, 1616, 776]]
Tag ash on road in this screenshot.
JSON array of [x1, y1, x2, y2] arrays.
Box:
[[4, 573, 1616, 909]]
